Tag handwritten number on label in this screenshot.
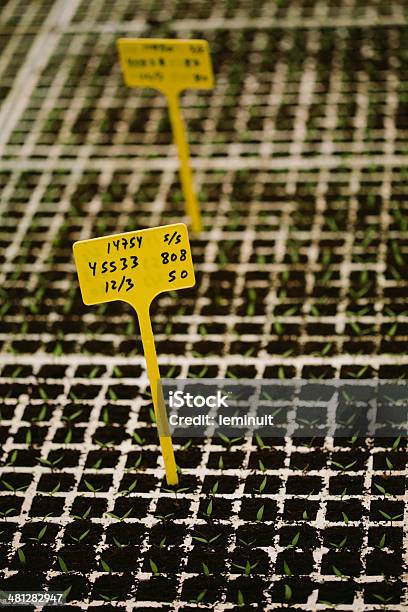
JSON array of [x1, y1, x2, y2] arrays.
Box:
[[168, 270, 188, 283], [164, 231, 181, 245], [107, 235, 142, 254], [105, 276, 135, 293], [161, 250, 186, 264]]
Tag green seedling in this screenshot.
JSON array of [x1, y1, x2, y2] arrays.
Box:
[[255, 433, 270, 450], [38, 388, 49, 401], [284, 584, 292, 602], [386, 322, 398, 337], [165, 322, 173, 336], [385, 456, 394, 471], [337, 414, 357, 428], [70, 529, 90, 543], [378, 510, 403, 522], [254, 475, 267, 494], [72, 506, 92, 520], [342, 512, 350, 524], [149, 407, 156, 423], [84, 480, 102, 496], [158, 537, 166, 549], [91, 458, 103, 470], [273, 320, 284, 335], [202, 562, 210, 576], [392, 435, 401, 450], [283, 560, 292, 576], [218, 455, 224, 470], [53, 343, 63, 357], [204, 499, 213, 518], [11, 365, 23, 378], [1, 479, 28, 494], [286, 531, 300, 549], [232, 559, 259, 576], [101, 407, 111, 425], [58, 556, 69, 573], [155, 513, 174, 522], [90, 366, 103, 379], [218, 433, 242, 448], [32, 406, 48, 422], [238, 537, 256, 546], [63, 585, 72, 600], [329, 536, 347, 550], [256, 504, 265, 522], [373, 594, 393, 605], [105, 508, 133, 521], [0, 509, 16, 518], [374, 483, 390, 497], [94, 438, 114, 449], [110, 536, 128, 550], [190, 590, 207, 603], [331, 460, 357, 473], [346, 306, 371, 318], [99, 594, 119, 602], [189, 365, 209, 378], [180, 438, 192, 451], [237, 590, 245, 607], [192, 533, 221, 545], [100, 558, 112, 574], [258, 459, 266, 473], [120, 479, 138, 497], [63, 429, 73, 444], [377, 533, 386, 549], [108, 388, 118, 401], [132, 431, 146, 445], [17, 547, 26, 565], [162, 486, 190, 497], [48, 482, 61, 496], [332, 565, 348, 579], [149, 559, 159, 576], [37, 455, 64, 469], [125, 455, 142, 472], [293, 461, 309, 473], [28, 525, 48, 543]]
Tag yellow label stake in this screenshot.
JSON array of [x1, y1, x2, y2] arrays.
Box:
[[73, 223, 195, 485], [117, 38, 214, 233]]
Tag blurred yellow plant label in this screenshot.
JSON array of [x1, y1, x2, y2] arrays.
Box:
[[117, 38, 213, 93], [73, 223, 195, 485], [73, 223, 194, 309], [117, 38, 214, 233]]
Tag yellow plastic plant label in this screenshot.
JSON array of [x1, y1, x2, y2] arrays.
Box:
[[73, 223, 195, 485], [117, 38, 213, 93], [117, 38, 214, 234]]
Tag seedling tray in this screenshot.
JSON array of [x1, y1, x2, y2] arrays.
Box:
[[0, 0, 407, 609]]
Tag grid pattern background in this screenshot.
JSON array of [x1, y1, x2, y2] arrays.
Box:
[[0, 0, 407, 609]]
